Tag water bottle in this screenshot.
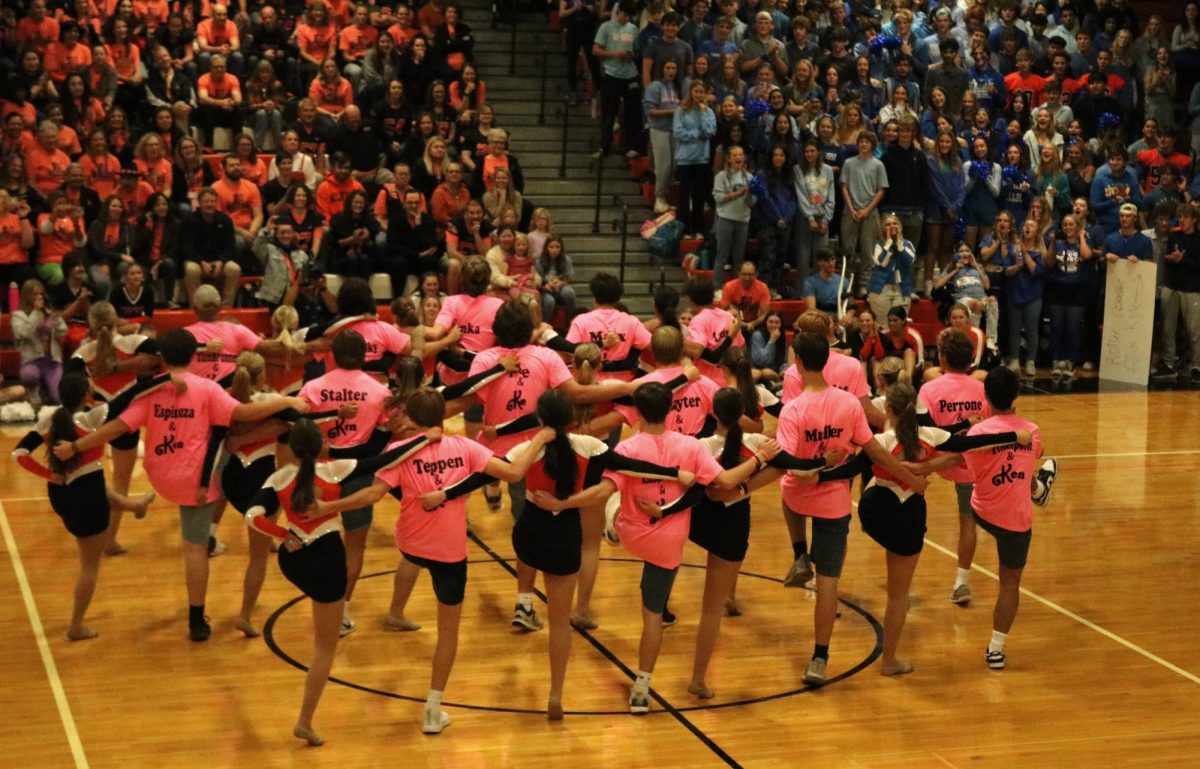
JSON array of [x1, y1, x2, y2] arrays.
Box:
[[7, 282, 17, 314]]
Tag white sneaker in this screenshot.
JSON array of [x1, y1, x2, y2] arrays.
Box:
[[1049, 360, 1063, 377], [603, 494, 620, 545], [653, 198, 670, 214], [803, 657, 827, 686], [1006, 359, 1020, 373], [339, 617, 357, 637], [422, 708, 451, 734], [1024, 361, 1037, 378]]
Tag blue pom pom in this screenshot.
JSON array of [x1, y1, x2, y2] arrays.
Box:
[[969, 160, 991, 181], [1099, 112, 1122, 131], [748, 175, 768, 199], [954, 216, 966, 242], [1002, 164, 1021, 184], [744, 98, 770, 121], [882, 34, 902, 51]]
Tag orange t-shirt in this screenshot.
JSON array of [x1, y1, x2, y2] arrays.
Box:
[[36, 214, 83, 264], [198, 72, 242, 101], [309, 77, 353, 114], [238, 157, 269, 187], [197, 18, 239, 47], [0, 214, 30, 266], [25, 144, 71, 196], [106, 43, 141, 80], [338, 25, 378, 60], [135, 157, 174, 194], [373, 184, 426, 218], [295, 22, 336, 61], [115, 180, 155, 222], [387, 23, 419, 49], [56, 124, 82, 155], [16, 16, 60, 54], [316, 176, 365, 222], [213, 177, 262, 230], [133, 0, 170, 31], [44, 41, 92, 81], [481, 154, 511, 193], [418, 3, 445, 32], [80, 152, 121, 199]]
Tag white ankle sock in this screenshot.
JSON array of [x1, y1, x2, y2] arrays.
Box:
[[988, 630, 1008, 653], [426, 689, 444, 708], [517, 592, 533, 611], [634, 671, 652, 693], [954, 568, 971, 589], [209, 522, 218, 537]]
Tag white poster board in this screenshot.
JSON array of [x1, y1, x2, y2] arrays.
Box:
[[1100, 260, 1156, 386]]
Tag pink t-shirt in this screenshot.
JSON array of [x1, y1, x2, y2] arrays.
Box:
[[613, 365, 719, 436], [375, 436, 494, 562], [686, 306, 744, 384], [469, 345, 572, 456], [118, 372, 239, 505], [776, 386, 873, 518], [186, 320, 262, 383], [918, 372, 992, 483], [317, 316, 410, 370], [782, 350, 869, 402], [605, 431, 723, 569], [566, 307, 653, 382], [298, 367, 391, 448], [434, 293, 504, 385], [964, 414, 1042, 532]]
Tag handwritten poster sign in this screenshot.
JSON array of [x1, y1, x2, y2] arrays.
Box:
[[1100, 260, 1156, 386]]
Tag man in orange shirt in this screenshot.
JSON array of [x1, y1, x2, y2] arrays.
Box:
[[338, 3, 378, 89], [196, 3, 244, 77], [316, 151, 365, 222], [16, 0, 59, 56], [212, 155, 263, 261], [196, 53, 243, 150], [24, 121, 71, 197], [720, 260, 772, 341]]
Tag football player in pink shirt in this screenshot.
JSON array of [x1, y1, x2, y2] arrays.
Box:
[[55, 329, 308, 642], [457, 301, 638, 630], [908, 366, 1048, 671], [298, 330, 393, 636], [770, 332, 927, 686], [316, 388, 552, 734], [780, 311, 885, 589], [532, 381, 775, 715], [919, 328, 1057, 606], [680, 277, 745, 385], [552, 272, 653, 383]]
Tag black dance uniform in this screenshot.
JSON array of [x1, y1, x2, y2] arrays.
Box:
[[245, 434, 431, 602]]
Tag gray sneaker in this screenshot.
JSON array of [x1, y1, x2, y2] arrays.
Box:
[[803, 657, 827, 686], [783, 553, 815, 587], [950, 583, 972, 605], [629, 689, 650, 714]]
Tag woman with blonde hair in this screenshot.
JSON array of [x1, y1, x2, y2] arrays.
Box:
[[70, 300, 161, 554], [13, 278, 68, 405], [481, 166, 522, 226], [133, 133, 173, 195], [413, 135, 451, 200]]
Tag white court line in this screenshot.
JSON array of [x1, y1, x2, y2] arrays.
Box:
[[1051, 449, 1200, 460], [0, 502, 90, 769], [922, 537, 1200, 687]]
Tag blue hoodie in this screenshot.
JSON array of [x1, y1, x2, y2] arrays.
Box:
[[1089, 163, 1143, 234], [753, 169, 798, 224]]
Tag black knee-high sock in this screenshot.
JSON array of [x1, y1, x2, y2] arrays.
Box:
[[792, 540, 808, 559], [813, 644, 829, 661]]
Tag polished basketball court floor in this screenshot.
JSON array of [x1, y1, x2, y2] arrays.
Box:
[[2, 387, 1198, 768]]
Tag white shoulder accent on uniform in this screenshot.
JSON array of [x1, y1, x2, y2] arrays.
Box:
[[921, 426, 952, 447], [77, 404, 109, 433], [317, 459, 358, 484], [568, 433, 608, 458], [266, 464, 300, 491], [504, 439, 540, 463], [113, 334, 149, 355], [757, 384, 779, 407]]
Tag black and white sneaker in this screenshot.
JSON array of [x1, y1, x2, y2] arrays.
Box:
[[628, 690, 650, 715], [1032, 458, 1057, 506], [985, 649, 1006, 670], [661, 607, 676, 627], [207, 536, 226, 557], [511, 604, 544, 631]]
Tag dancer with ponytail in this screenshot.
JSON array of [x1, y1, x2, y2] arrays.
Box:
[[532, 382, 777, 715], [244, 417, 441, 746], [13, 372, 159, 640], [70, 300, 161, 555], [424, 389, 688, 719], [314, 388, 554, 735], [795, 381, 1030, 675], [265, 305, 308, 396], [55, 329, 309, 642], [682, 387, 833, 698]]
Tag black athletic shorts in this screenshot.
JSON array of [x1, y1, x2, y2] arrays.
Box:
[[404, 552, 468, 606], [278, 532, 348, 603], [788, 504, 851, 578], [48, 471, 110, 539], [858, 486, 927, 557], [688, 497, 750, 562], [640, 562, 678, 614], [973, 511, 1032, 570], [512, 504, 581, 576], [111, 428, 139, 451]]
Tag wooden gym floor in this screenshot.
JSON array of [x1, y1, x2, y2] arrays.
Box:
[[2, 387, 1199, 768]]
